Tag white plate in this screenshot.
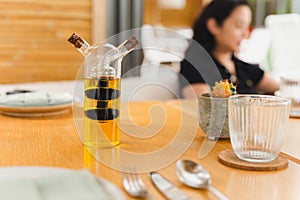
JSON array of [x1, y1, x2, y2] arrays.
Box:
[[290, 111, 300, 118], [0, 91, 73, 117], [0, 166, 125, 200], [0, 103, 72, 117]]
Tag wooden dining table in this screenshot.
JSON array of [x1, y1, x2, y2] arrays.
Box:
[[0, 99, 300, 200]]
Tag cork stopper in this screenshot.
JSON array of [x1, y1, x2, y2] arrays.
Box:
[[123, 36, 139, 51], [68, 32, 85, 48]]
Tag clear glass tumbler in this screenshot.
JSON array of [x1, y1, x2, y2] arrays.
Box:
[[228, 95, 290, 163]]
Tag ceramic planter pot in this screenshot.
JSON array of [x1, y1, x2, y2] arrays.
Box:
[[198, 93, 229, 140]]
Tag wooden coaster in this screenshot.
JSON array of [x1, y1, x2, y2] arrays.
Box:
[[218, 150, 288, 171]]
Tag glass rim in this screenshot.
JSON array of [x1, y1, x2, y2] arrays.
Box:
[[228, 94, 291, 105]]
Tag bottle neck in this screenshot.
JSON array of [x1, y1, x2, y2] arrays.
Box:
[[103, 36, 139, 65], [119, 36, 139, 56], [77, 42, 91, 57], [68, 33, 92, 57], [68, 33, 139, 62]]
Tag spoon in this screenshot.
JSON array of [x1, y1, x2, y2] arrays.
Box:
[[176, 159, 229, 200]]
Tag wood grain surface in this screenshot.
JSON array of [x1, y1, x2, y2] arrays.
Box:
[[1, 100, 300, 200], [0, 0, 92, 83]]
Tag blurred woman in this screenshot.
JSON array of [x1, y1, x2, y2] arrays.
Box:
[[180, 0, 279, 98]]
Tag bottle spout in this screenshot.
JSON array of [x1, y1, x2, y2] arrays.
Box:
[[68, 33, 139, 78], [102, 36, 139, 66], [68, 33, 92, 57], [68, 33, 139, 62]]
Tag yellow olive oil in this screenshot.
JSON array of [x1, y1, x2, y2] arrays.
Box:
[[84, 76, 120, 148]]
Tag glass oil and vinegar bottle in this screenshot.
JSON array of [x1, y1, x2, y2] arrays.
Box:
[[68, 33, 138, 148]]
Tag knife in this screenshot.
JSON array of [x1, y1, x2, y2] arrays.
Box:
[[150, 172, 190, 200]]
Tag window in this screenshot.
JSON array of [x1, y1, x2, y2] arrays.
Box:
[[249, 0, 300, 26]]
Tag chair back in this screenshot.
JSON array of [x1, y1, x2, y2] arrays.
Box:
[[265, 13, 300, 78]]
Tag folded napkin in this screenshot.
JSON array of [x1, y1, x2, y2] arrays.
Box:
[[0, 170, 112, 200], [0, 91, 72, 107]]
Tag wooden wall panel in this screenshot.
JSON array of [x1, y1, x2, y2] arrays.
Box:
[[0, 0, 93, 83], [143, 0, 205, 28]]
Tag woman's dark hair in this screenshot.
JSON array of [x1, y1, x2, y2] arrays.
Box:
[[193, 0, 249, 53]]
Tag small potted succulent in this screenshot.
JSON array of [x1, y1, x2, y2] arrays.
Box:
[[198, 80, 237, 140]]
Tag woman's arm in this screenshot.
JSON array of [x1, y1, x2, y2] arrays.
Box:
[[256, 72, 280, 94]]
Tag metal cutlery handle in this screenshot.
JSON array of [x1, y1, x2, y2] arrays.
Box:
[[208, 185, 229, 200], [150, 172, 190, 200]]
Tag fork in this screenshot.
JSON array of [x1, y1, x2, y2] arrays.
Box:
[[121, 168, 148, 198]]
